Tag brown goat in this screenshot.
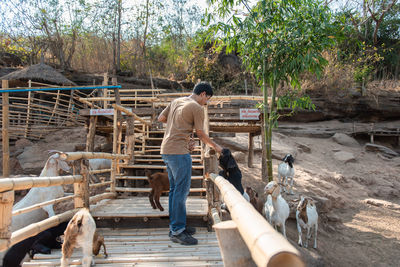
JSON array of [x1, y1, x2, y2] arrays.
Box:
[[145, 169, 169, 211], [245, 186, 264, 214]]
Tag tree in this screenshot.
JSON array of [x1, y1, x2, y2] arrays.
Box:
[[207, 0, 337, 181], [1, 0, 87, 70]]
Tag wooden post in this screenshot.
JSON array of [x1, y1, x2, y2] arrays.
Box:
[[126, 116, 135, 164], [102, 73, 108, 108], [86, 116, 98, 152], [248, 132, 254, 168], [73, 160, 90, 208], [0, 190, 14, 241], [2, 80, 10, 178], [204, 149, 219, 229], [214, 220, 256, 267]]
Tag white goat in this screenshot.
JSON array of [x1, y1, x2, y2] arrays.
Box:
[[277, 154, 295, 194], [296, 196, 318, 249], [61, 208, 96, 267], [12, 151, 70, 231], [263, 181, 290, 238]]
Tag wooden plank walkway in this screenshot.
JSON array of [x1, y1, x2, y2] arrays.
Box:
[[23, 228, 223, 266], [90, 197, 208, 218]]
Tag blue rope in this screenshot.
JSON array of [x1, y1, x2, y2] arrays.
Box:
[[0, 85, 121, 93]]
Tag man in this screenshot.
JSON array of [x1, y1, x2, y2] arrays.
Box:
[[158, 81, 223, 245]]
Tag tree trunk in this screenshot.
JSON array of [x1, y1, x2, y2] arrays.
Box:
[[116, 0, 122, 72], [262, 59, 270, 182]]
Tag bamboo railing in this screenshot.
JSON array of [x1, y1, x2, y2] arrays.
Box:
[[0, 152, 127, 252], [206, 172, 304, 267]]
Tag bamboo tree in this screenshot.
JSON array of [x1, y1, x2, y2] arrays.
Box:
[[207, 0, 337, 181]]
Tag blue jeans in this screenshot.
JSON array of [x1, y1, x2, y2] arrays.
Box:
[[162, 154, 192, 235]]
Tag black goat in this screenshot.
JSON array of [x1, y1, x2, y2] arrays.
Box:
[[2, 222, 68, 267], [219, 148, 245, 195]]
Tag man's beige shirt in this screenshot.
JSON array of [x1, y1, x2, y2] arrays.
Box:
[[160, 97, 204, 154]]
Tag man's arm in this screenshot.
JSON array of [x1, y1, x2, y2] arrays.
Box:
[[195, 129, 223, 153]]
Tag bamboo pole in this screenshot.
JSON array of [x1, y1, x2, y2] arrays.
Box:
[[0, 175, 83, 193], [62, 152, 129, 161], [2, 80, 10, 177], [24, 90, 33, 138], [0, 209, 79, 252], [208, 173, 304, 267], [12, 195, 75, 216], [0, 190, 14, 239], [89, 192, 116, 204], [112, 104, 151, 126]]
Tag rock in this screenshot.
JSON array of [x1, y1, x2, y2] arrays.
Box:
[[15, 138, 33, 149], [364, 198, 400, 210], [296, 142, 311, 153], [313, 196, 332, 213], [333, 151, 356, 163], [326, 213, 342, 223], [332, 133, 360, 147], [364, 143, 399, 158]]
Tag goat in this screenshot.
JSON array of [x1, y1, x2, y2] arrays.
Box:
[[277, 154, 295, 194], [219, 148, 247, 196], [3, 222, 67, 267], [145, 169, 169, 211], [263, 181, 290, 238], [61, 208, 97, 267], [245, 186, 264, 214], [12, 151, 71, 231], [296, 196, 318, 249]]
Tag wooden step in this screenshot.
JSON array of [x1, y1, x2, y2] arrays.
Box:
[[120, 164, 204, 170], [134, 158, 202, 163], [116, 175, 204, 180], [113, 187, 206, 193], [134, 154, 202, 158], [90, 197, 208, 218]]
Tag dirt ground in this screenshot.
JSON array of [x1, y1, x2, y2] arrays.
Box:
[[217, 124, 400, 267], [6, 119, 400, 267]]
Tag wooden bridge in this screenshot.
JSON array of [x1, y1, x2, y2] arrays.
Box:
[[0, 84, 304, 266]]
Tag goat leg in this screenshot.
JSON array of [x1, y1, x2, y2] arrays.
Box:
[[297, 222, 303, 247], [314, 223, 318, 249], [149, 189, 157, 209], [103, 242, 108, 258], [154, 189, 164, 211]]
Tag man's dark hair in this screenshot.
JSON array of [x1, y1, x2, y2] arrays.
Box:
[[193, 81, 213, 97]]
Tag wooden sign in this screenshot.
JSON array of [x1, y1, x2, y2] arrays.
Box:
[[90, 108, 132, 116], [239, 108, 260, 120]]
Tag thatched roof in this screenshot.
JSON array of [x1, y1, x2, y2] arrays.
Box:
[[0, 63, 76, 86]]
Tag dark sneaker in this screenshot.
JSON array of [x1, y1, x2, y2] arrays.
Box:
[[169, 226, 196, 237], [186, 226, 196, 235], [170, 230, 198, 245]]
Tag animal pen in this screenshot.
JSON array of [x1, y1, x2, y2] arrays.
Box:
[[0, 80, 304, 266]]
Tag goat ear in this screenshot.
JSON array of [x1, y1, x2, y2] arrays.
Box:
[[57, 159, 71, 172]]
